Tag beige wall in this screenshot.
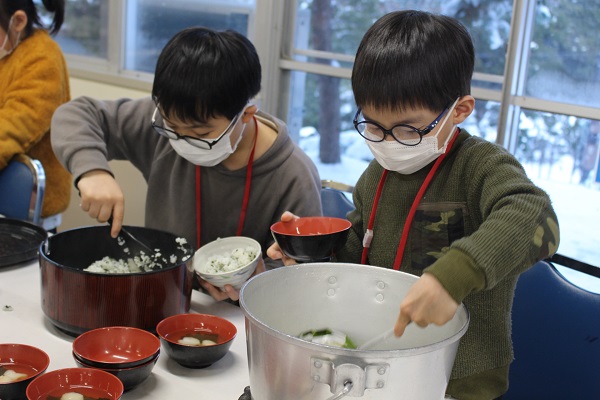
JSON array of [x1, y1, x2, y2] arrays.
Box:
[[58, 78, 150, 232]]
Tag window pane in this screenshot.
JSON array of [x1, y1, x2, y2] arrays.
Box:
[[50, 0, 109, 58], [124, 0, 256, 73], [525, 0, 600, 107], [515, 110, 600, 266], [292, 72, 369, 186], [293, 0, 513, 77], [461, 100, 500, 143]]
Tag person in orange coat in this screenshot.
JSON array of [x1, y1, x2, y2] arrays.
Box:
[[0, 0, 71, 229]]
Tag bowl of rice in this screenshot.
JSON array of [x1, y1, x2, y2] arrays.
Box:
[[193, 236, 261, 290]]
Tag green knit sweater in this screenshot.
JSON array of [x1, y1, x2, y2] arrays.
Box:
[[337, 130, 560, 399]]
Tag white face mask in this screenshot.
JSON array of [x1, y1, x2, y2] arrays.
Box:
[[168, 120, 245, 166], [0, 17, 20, 61], [366, 98, 459, 174]]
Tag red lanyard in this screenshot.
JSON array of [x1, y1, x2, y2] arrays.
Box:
[[195, 117, 259, 249], [360, 128, 460, 270]]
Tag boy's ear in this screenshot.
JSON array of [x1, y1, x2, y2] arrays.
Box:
[[241, 104, 258, 123], [12, 10, 28, 33], [452, 95, 475, 124]]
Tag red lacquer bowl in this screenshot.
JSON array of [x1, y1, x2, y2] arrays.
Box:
[[73, 326, 160, 369], [270, 216, 352, 262], [156, 313, 236, 368], [73, 351, 159, 391], [0, 344, 50, 400], [26, 368, 123, 400]]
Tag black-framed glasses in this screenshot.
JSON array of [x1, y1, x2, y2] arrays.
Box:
[[151, 106, 241, 150], [353, 106, 449, 146]]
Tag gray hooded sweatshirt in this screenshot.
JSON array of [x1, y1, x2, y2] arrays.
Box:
[[51, 96, 322, 258]]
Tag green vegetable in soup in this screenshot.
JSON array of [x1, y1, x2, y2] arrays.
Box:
[[298, 328, 357, 349]]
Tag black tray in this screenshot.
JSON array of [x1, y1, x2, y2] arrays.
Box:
[[0, 218, 47, 267]]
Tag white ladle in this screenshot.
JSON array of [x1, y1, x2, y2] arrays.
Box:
[[357, 328, 396, 350]]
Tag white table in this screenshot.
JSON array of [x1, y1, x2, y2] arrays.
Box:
[[0, 260, 250, 399]]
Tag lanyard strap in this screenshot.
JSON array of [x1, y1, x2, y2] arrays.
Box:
[[195, 165, 202, 249], [360, 169, 389, 264], [361, 128, 460, 270], [195, 116, 259, 249]]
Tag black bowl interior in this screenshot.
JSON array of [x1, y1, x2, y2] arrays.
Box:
[[41, 225, 193, 271]]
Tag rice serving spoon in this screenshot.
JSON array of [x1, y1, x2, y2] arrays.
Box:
[[357, 328, 396, 350], [107, 217, 163, 267]]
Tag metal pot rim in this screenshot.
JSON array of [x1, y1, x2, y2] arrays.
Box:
[[240, 263, 470, 357]]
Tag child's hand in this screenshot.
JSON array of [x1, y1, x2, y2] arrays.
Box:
[[199, 257, 266, 302], [77, 170, 125, 238], [394, 273, 459, 336], [266, 211, 299, 266]]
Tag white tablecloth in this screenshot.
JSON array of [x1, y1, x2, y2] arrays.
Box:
[[0, 260, 250, 399]]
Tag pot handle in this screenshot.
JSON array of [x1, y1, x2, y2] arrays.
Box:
[[325, 381, 353, 400], [311, 358, 390, 398]]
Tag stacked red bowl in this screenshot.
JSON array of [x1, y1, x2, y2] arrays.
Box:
[[72, 326, 160, 391]]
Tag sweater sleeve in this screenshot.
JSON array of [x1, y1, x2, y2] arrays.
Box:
[[0, 32, 69, 168], [51, 96, 157, 184], [425, 146, 560, 303]]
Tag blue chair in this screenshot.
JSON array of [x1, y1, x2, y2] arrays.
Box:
[[504, 257, 600, 399], [0, 154, 46, 225], [320, 179, 355, 219]]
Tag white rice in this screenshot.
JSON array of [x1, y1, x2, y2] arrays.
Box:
[[84, 253, 161, 274], [84, 236, 191, 274], [202, 246, 257, 274]]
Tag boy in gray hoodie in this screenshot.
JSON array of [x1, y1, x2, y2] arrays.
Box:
[[52, 27, 322, 301]]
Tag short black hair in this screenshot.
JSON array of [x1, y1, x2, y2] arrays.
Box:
[[0, 0, 64, 37], [152, 27, 262, 123], [352, 10, 474, 113]]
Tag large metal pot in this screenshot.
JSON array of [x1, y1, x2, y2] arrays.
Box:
[[39, 225, 194, 336], [240, 263, 469, 400]]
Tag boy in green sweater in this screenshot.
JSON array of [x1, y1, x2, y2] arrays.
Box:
[[268, 10, 560, 399]]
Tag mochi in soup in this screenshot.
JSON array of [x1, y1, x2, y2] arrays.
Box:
[[171, 329, 219, 347], [0, 364, 35, 383], [45, 387, 112, 400]]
